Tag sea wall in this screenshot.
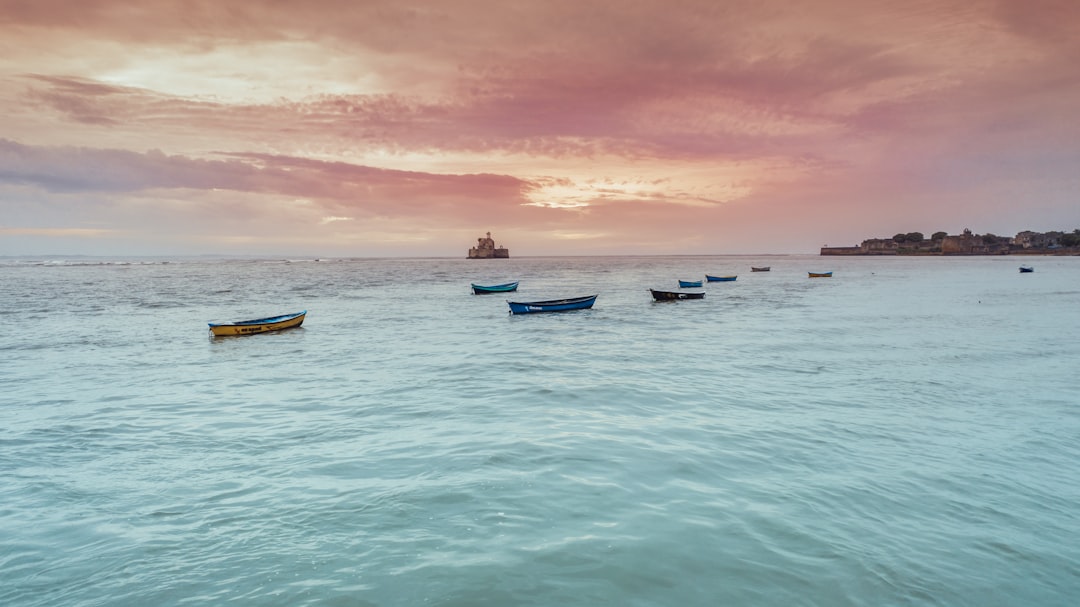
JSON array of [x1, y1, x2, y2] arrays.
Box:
[[820, 246, 898, 254]]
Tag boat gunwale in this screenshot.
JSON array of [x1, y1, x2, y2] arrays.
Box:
[[208, 310, 307, 328], [506, 294, 597, 307], [649, 288, 706, 300], [471, 281, 519, 293]]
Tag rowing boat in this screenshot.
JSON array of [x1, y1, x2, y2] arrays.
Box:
[[471, 281, 519, 294], [208, 310, 307, 336], [507, 294, 597, 314], [650, 289, 705, 301]]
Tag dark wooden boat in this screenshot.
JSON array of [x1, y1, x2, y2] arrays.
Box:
[[507, 294, 597, 314], [751, 266, 771, 272], [471, 281, 519, 294], [678, 279, 703, 288], [705, 274, 737, 282], [208, 310, 306, 336], [1019, 266, 1034, 273], [650, 289, 705, 301]]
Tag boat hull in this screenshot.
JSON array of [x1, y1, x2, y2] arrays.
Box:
[[1019, 266, 1034, 273], [705, 275, 737, 282], [751, 266, 770, 272], [208, 311, 306, 336], [678, 280, 703, 288], [471, 281, 519, 294], [650, 289, 705, 301], [808, 272, 833, 278], [507, 295, 597, 314]]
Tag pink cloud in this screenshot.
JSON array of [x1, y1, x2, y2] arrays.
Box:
[[0, 138, 533, 212], [1, 0, 1078, 255]]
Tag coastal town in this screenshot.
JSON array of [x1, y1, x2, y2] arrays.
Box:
[[821, 228, 1080, 255]]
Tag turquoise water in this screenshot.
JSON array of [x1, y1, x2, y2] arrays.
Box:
[[2, 255, 1079, 606]]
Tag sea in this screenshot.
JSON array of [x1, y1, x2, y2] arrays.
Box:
[[2, 254, 1079, 607]]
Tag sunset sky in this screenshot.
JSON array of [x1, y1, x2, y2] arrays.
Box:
[[2, 0, 1078, 257]]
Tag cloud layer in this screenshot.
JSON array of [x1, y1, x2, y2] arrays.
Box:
[[2, 0, 1078, 255]]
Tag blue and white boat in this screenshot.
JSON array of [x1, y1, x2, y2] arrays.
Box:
[[678, 279, 703, 288], [706, 274, 737, 282], [507, 294, 597, 314]]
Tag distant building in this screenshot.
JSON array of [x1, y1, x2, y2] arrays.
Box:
[[940, 229, 977, 254], [862, 238, 901, 254], [1014, 231, 1038, 248], [941, 229, 1010, 254], [467, 232, 509, 259], [1014, 230, 1063, 249]]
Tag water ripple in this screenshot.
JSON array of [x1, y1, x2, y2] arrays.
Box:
[[2, 256, 1080, 606]]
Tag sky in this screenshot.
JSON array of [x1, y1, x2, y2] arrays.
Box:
[[1, 0, 1079, 257]]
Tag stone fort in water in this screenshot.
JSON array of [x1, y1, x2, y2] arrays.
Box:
[[467, 232, 509, 259]]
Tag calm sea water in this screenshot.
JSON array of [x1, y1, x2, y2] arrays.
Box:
[[2, 254, 1079, 606]]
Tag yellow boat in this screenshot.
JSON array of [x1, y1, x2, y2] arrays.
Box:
[[808, 272, 833, 278], [208, 310, 306, 336]]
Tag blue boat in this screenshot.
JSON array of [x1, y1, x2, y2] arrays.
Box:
[[706, 274, 737, 282], [1019, 266, 1034, 273], [507, 294, 597, 314], [472, 281, 519, 294], [679, 279, 703, 288]]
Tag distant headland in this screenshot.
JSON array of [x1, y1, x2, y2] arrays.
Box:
[[821, 228, 1080, 256], [467, 232, 509, 259]]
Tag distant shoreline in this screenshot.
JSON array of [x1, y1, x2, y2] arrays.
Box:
[[822, 228, 1080, 256], [821, 247, 1080, 256]]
